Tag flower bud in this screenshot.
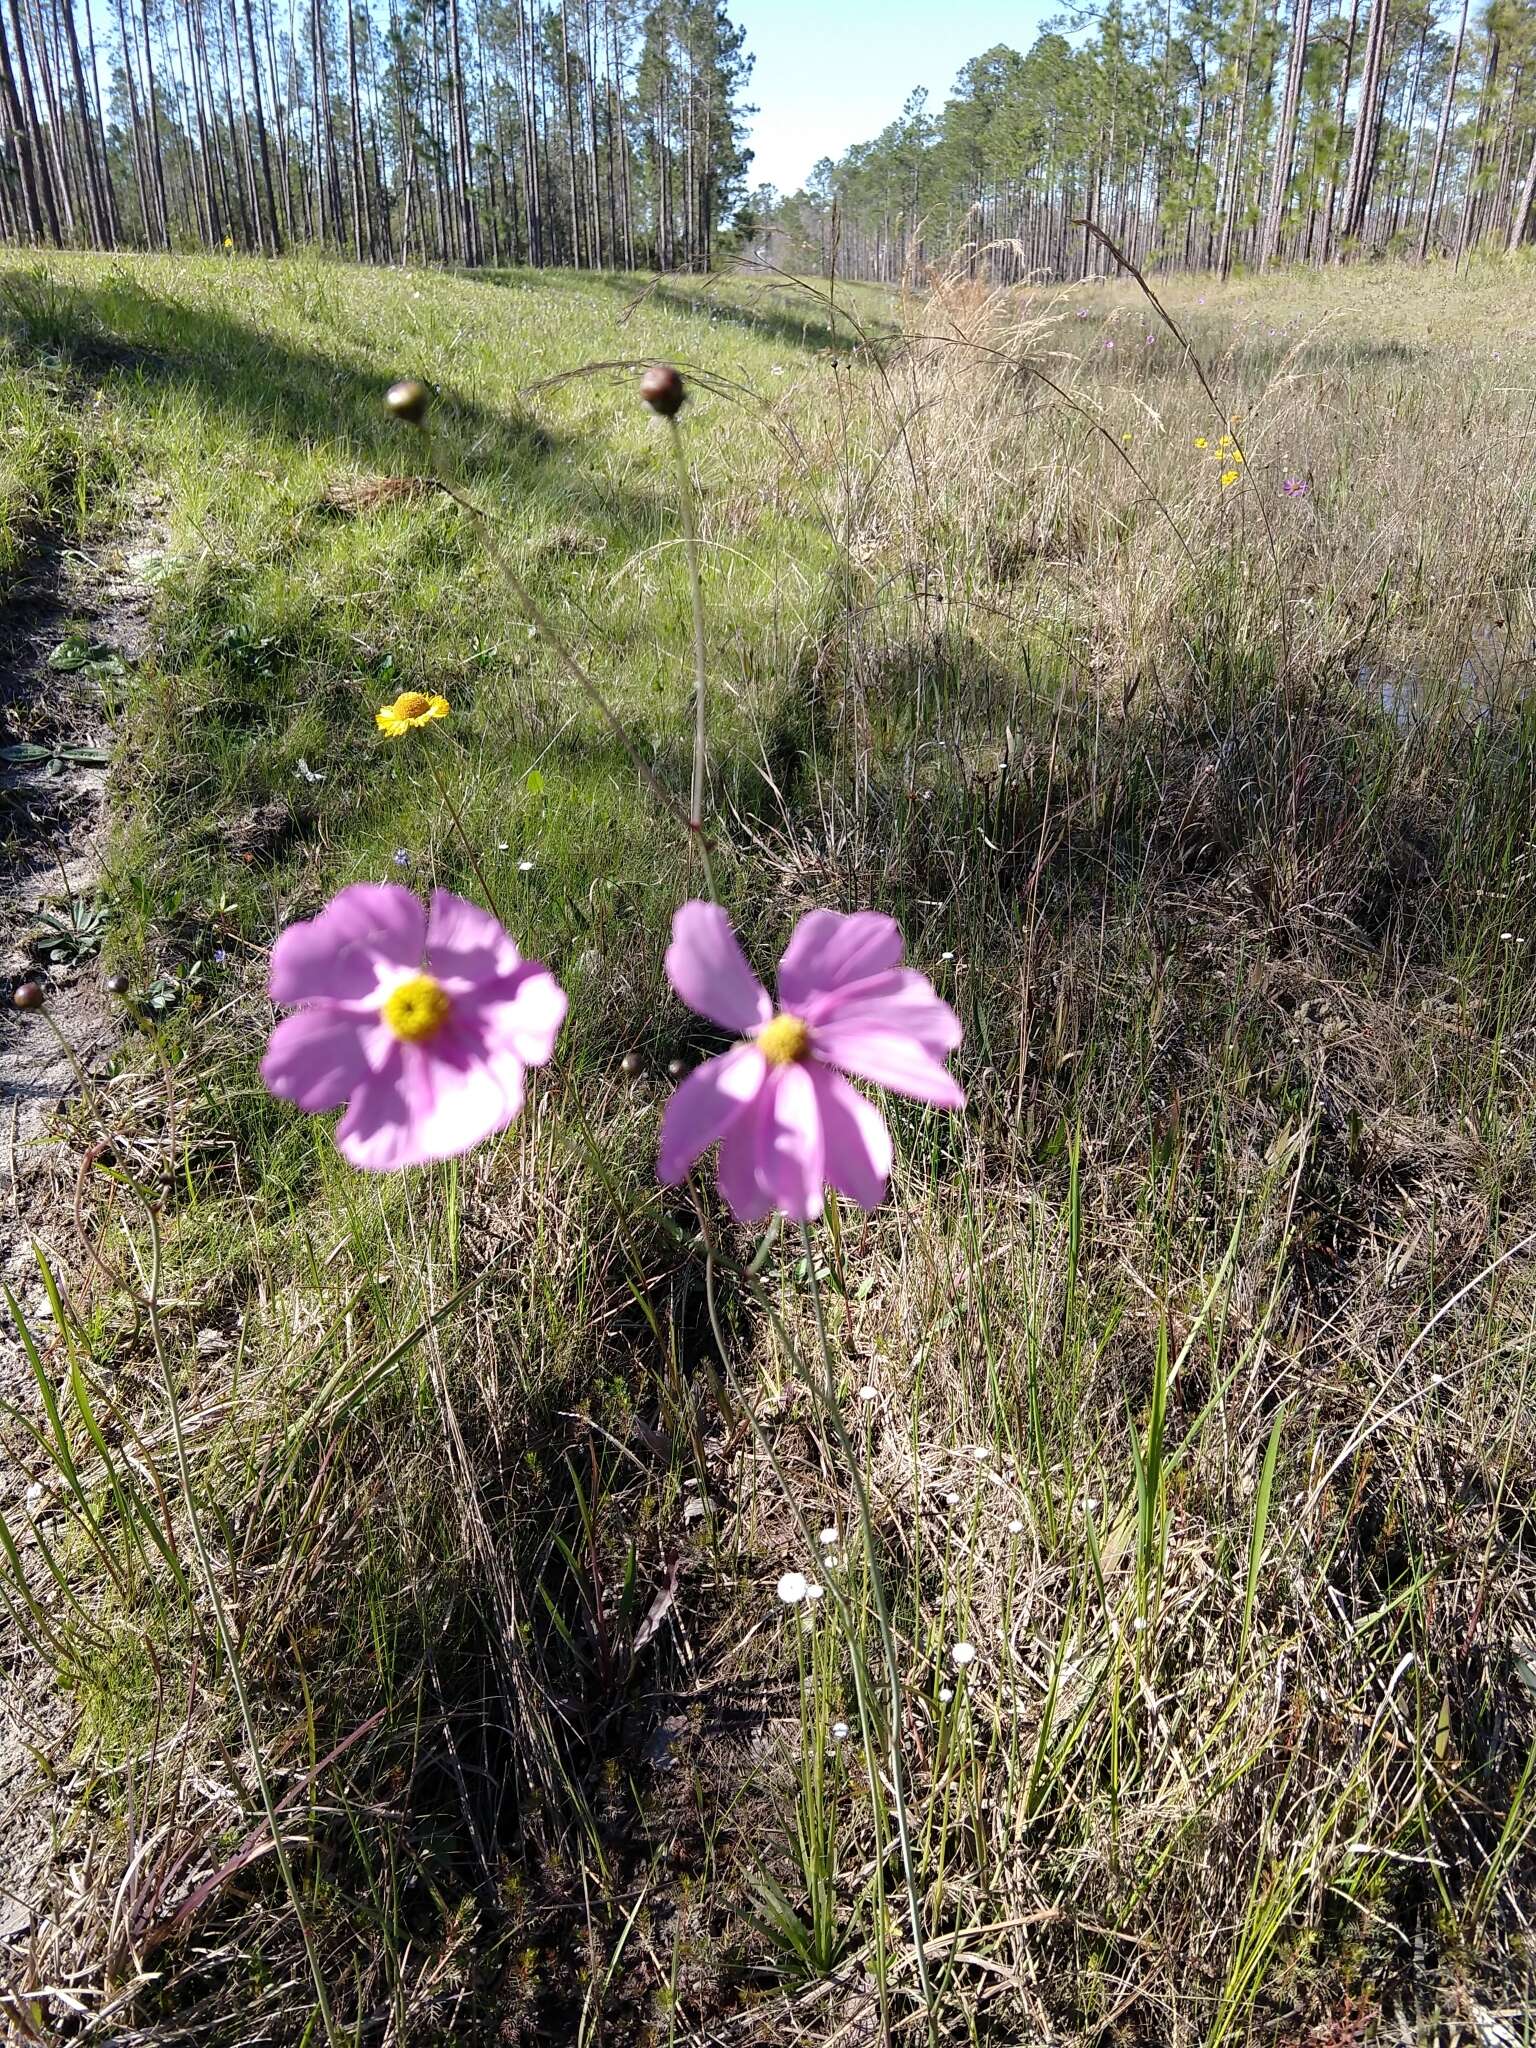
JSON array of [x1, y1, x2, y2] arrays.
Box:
[[667, 1057, 687, 1080], [640, 364, 686, 417], [385, 378, 432, 426], [12, 982, 43, 1011], [104, 973, 130, 997], [621, 1050, 642, 1077]]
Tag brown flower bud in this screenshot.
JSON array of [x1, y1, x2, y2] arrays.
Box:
[[12, 982, 44, 1011], [667, 1057, 688, 1080], [621, 1050, 642, 1077], [640, 364, 686, 417], [104, 973, 130, 997], [385, 378, 432, 426]]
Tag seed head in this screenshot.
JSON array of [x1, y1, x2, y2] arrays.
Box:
[[640, 364, 686, 417], [12, 982, 43, 1011], [104, 973, 131, 997], [385, 377, 432, 426]]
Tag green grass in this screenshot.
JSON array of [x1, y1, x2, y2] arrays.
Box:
[[2, 248, 1536, 2044]]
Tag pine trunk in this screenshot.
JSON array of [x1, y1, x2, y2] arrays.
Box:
[[1418, 0, 1469, 258]]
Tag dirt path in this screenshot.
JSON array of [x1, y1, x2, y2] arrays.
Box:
[[0, 521, 156, 1971], [0, 526, 156, 1266]]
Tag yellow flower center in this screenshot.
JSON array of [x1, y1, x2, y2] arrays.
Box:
[[757, 1012, 809, 1066], [395, 691, 433, 720], [382, 972, 451, 1043]]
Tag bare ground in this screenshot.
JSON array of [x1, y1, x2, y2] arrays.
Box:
[[0, 521, 154, 1972]]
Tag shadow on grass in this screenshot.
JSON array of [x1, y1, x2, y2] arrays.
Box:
[[0, 266, 656, 527], [502, 266, 891, 358]]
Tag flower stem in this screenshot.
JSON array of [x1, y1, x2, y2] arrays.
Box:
[[426, 753, 503, 922], [37, 1005, 99, 1108], [410, 426, 712, 877], [689, 1210, 934, 2029], [693, 1224, 892, 2033], [799, 1221, 937, 2037], [666, 414, 718, 903], [129, 1207, 339, 2046]]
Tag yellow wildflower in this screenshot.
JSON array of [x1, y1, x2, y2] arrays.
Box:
[[1217, 434, 1233, 450], [1121, 430, 1133, 444], [1193, 436, 1208, 449], [1220, 469, 1240, 488], [376, 690, 450, 737]]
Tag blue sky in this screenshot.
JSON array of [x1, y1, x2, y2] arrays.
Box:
[[736, 0, 1050, 197]]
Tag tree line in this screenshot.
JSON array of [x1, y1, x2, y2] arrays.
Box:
[[0, 0, 754, 267], [766, 0, 1536, 281]]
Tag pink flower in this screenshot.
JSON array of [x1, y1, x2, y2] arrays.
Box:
[[261, 884, 566, 1170], [658, 902, 963, 1222]]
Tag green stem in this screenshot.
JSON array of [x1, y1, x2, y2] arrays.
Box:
[[38, 1005, 99, 1109], [799, 1221, 937, 2037], [426, 752, 503, 922], [666, 414, 718, 903], [694, 1226, 891, 2033], [413, 426, 709, 869], [130, 1209, 338, 2045]]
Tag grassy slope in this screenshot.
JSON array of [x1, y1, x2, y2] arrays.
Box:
[[2, 250, 1535, 2044]]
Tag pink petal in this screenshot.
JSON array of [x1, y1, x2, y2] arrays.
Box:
[[717, 1093, 776, 1222], [810, 1065, 893, 1209], [776, 910, 903, 1010], [334, 1038, 525, 1170], [813, 1023, 964, 1109], [760, 1062, 826, 1221], [426, 890, 523, 988], [665, 901, 771, 1034], [407, 1046, 527, 1162], [465, 964, 568, 1069], [269, 884, 425, 1006], [260, 1007, 372, 1111], [716, 1105, 774, 1212], [658, 1043, 767, 1183], [330, 1047, 414, 1170], [805, 969, 961, 1053]]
